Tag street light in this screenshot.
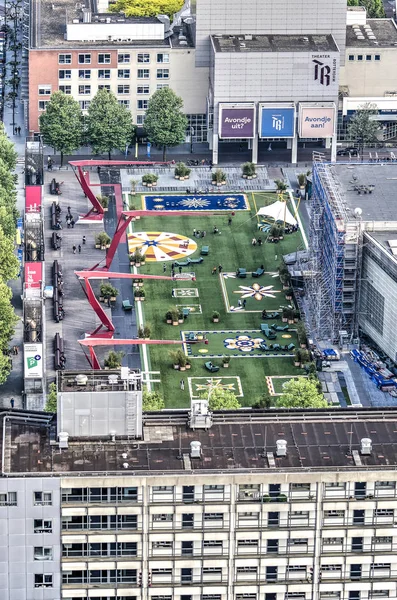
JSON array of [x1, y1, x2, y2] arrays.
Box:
[[190, 126, 194, 154]]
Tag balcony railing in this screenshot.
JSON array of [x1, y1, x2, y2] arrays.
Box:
[[62, 520, 138, 531], [62, 493, 141, 504], [148, 547, 229, 558], [322, 542, 397, 554], [322, 516, 395, 527], [62, 548, 139, 558], [150, 575, 229, 586], [63, 575, 137, 585]]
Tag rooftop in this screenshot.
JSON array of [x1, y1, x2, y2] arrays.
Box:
[[3, 409, 397, 475], [320, 162, 397, 223], [346, 18, 397, 48], [366, 231, 397, 261], [211, 34, 338, 54]]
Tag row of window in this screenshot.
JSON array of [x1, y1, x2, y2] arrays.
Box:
[[52, 594, 395, 600], [348, 54, 381, 62], [0, 491, 52, 506], [59, 52, 169, 65], [58, 68, 169, 80], [38, 100, 148, 119]]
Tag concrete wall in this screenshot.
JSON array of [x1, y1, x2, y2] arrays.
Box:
[[340, 47, 397, 97], [0, 478, 61, 600], [195, 0, 347, 67]]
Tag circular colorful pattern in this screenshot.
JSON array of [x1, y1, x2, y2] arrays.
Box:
[[224, 335, 263, 353], [234, 283, 280, 302], [128, 231, 197, 262]]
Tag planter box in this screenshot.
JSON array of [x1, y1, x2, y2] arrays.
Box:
[[223, 363, 229, 368], [288, 319, 294, 324], [178, 318, 184, 324], [173, 364, 179, 370], [186, 364, 191, 370], [103, 207, 108, 213], [110, 296, 117, 302], [242, 174, 247, 179], [282, 317, 288, 323], [95, 244, 100, 249], [135, 262, 141, 267], [174, 175, 180, 180], [213, 318, 219, 323], [166, 319, 172, 324], [180, 366, 186, 372], [172, 321, 179, 326], [294, 361, 301, 367]]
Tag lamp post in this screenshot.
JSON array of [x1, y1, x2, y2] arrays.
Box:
[[190, 126, 194, 154]]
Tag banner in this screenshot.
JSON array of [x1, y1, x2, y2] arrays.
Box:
[[24, 343, 43, 379], [219, 105, 255, 139], [299, 105, 336, 138], [25, 186, 42, 213], [259, 105, 295, 138], [25, 262, 42, 289]]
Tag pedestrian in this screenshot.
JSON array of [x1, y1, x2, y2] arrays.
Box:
[[97, 166, 101, 175], [242, 299, 247, 308], [193, 229, 196, 237], [178, 266, 182, 274], [163, 263, 167, 273], [238, 299, 242, 307], [171, 269, 175, 278], [171, 262, 175, 270], [257, 237, 262, 246], [71, 219, 75, 228], [201, 231, 205, 238], [212, 266, 217, 275], [196, 230, 201, 237], [252, 237, 257, 246], [82, 235, 86, 245], [180, 379, 185, 391], [67, 206, 72, 214], [14, 127, 18, 135], [228, 215, 232, 225], [78, 244, 81, 253], [72, 245, 76, 254], [203, 230, 206, 237], [17, 126, 21, 135], [218, 264, 223, 273], [10, 398, 14, 409]]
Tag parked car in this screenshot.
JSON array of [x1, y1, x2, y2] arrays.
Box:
[[337, 147, 359, 156]]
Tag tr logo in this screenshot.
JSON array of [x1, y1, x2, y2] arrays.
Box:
[[313, 59, 331, 86], [272, 116, 283, 131]]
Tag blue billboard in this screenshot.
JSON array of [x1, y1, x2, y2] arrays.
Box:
[[259, 106, 295, 138]]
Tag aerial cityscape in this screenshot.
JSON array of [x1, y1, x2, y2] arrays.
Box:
[[1, 0, 397, 599]]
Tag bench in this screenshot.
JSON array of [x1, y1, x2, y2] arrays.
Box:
[[50, 178, 57, 195], [271, 324, 288, 332], [122, 299, 133, 311], [51, 232, 62, 250], [236, 268, 247, 278], [262, 311, 280, 320], [252, 268, 265, 278], [282, 343, 295, 351], [201, 245, 209, 256], [54, 333, 66, 370], [259, 341, 269, 351], [186, 332, 197, 342], [50, 202, 60, 230], [182, 308, 190, 318], [269, 343, 281, 351], [175, 260, 190, 267], [205, 361, 220, 373], [175, 257, 204, 267]]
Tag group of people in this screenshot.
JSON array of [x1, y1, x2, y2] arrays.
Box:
[[193, 229, 206, 238], [14, 126, 22, 136], [251, 237, 263, 246], [164, 262, 183, 277], [211, 265, 223, 275], [66, 207, 75, 228]]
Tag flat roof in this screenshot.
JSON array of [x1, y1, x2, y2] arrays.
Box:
[[211, 34, 338, 54], [4, 409, 397, 475], [346, 19, 397, 48], [321, 162, 397, 223], [366, 231, 397, 260]]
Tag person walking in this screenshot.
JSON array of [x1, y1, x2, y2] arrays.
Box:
[[17, 126, 21, 135], [171, 269, 175, 278], [10, 398, 14, 409], [178, 266, 182, 274], [193, 229, 196, 237], [82, 235, 86, 245], [242, 299, 247, 309], [180, 379, 185, 391], [218, 264, 223, 273], [78, 244, 82, 253], [71, 219, 75, 228], [257, 237, 262, 246], [252, 237, 257, 246], [72, 245, 77, 254], [228, 215, 232, 225], [163, 263, 167, 273], [211, 266, 217, 275]]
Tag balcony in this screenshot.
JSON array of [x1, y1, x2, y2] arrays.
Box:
[[62, 570, 137, 586], [150, 575, 229, 586], [62, 517, 139, 531], [62, 489, 140, 505], [322, 542, 397, 554], [62, 545, 138, 559]]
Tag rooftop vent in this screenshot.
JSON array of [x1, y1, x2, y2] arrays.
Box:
[[190, 440, 202, 459], [179, 40, 188, 46], [360, 437, 372, 455], [276, 439, 287, 457], [58, 431, 69, 449]]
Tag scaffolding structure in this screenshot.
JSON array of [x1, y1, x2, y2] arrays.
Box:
[[302, 154, 362, 343]]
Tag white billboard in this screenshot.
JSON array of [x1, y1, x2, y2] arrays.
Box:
[[24, 343, 43, 379]]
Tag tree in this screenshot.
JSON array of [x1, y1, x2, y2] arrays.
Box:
[[0, 280, 18, 349], [252, 390, 272, 409], [143, 390, 165, 411], [201, 389, 241, 411], [347, 0, 385, 17], [347, 102, 380, 151], [0, 353, 12, 385], [0, 125, 17, 170], [87, 89, 134, 159], [0, 226, 19, 281], [144, 88, 188, 160], [39, 92, 83, 166], [109, 0, 183, 17], [276, 377, 328, 409], [45, 382, 58, 413]]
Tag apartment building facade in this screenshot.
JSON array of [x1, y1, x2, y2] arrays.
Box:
[[2, 409, 397, 600]]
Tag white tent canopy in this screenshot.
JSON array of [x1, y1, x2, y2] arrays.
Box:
[[257, 201, 297, 226]]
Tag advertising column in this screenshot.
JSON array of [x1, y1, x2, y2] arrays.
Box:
[[217, 103, 256, 163]]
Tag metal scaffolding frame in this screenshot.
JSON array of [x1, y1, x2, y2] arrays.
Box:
[[302, 154, 361, 343]]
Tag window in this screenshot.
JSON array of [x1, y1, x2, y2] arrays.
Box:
[[98, 53, 111, 64], [58, 54, 71, 65], [34, 547, 53, 560], [34, 519, 52, 533], [203, 596, 221, 600], [118, 53, 130, 63], [204, 513, 224, 520], [98, 85, 111, 91], [152, 486, 173, 492], [288, 538, 308, 546], [78, 85, 91, 95], [287, 565, 306, 572], [157, 53, 169, 63], [348, 55, 355, 61], [152, 541, 173, 549], [38, 85, 51, 95], [374, 536, 392, 544], [286, 595, 306, 600], [34, 492, 52, 505], [203, 540, 223, 547], [366, 55, 372, 61], [236, 595, 256, 600], [375, 481, 395, 490], [325, 483, 346, 490], [238, 512, 259, 521], [291, 511, 309, 520], [291, 483, 310, 491], [370, 592, 389, 598], [0, 492, 17, 506], [238, 539, 258, 546], [357, 55, 363, 61], [59, 85, 71, 94], [182, 541, 193, 555], [323, 537, 343, 545], [78, 70, 91, 79], [137, 85, 150, 94], [237, 566, 257, 573], [98, 69, 111, 79], [59, 70, 71, 79], [157, 83, 169, 90], [372, 563, 391, 572], [204, 485, 224, 491], [322, 565, 342, 572], [78, 53, 91, 64], [136, 115, 145, 125], [375, 55, 381, 61], [117, 84, 130, 94], [152, 514, 173, 521], [79, 100, 91, 110], [137, 53, 150, 63], [156, 68, 169, 79], [119, 100, 130, 108], [137, 99, 148, 110], [374, 509, 393, 516], [34, 574, 53, 588], [137, 69, 150, 79], [203, 567, 222, 574], [118, 69, 130, 78], [324, 510, 344, 517]]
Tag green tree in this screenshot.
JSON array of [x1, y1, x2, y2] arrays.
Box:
[[0, 353, 12, 385], [201, 389, 241, 410], [87, 89, 134, 159], [0, 280, 18, 349], [39, 92, 83, 166], [45, 382, 58, 413], [0, 226, 19, 281], [276, 377, 328, 409], [347, 102, 380, 150], [0, 125, 17, 170], [109, 0, 183, 17], [252, 390, 272, 409], [143, 390, 165, 411], [144, 88, 188, 160], [347, 0, 385, 17]]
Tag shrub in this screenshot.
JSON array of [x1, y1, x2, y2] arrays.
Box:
[[212, 168, 226, 183], [174, 162, 191, 178], [104, 350, 124, 369], [142, 390, 165, 411], [242, 162, 256, 177]]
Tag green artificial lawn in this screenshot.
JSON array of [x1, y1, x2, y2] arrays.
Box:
[[182, 329, 298, 357], [221, 272, 288, 312], [133, 191, 305, 408], [269, 375, 307, 395]]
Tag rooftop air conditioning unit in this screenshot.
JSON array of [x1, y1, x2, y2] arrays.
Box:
[[190, 440, 202, 458], [360, 438, 372, 455], [276, 439, 287, 457]]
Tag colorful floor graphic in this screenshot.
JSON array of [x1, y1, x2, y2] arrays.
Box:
[[127, 231, 197, 262], [188, 376, 243, 399], [143, 194, 249, 211]]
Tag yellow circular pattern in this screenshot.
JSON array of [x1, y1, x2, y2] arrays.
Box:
[[282, 334, 292, 339], [199, 349, 209, 354], [128, 231, 197, 262]]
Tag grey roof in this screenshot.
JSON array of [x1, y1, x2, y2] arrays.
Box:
[[346, 18, 397, 49], [211, 34, 338, 54], [366, 231, 397, 261], [323, 162, 397, 223], [3, 409, 397, 475]]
